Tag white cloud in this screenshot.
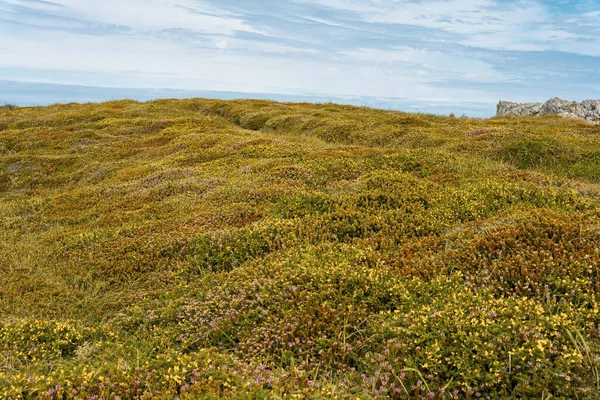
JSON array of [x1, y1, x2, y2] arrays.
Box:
[[364, 0, 545, 35], [5, 0, 266, 35], [0, 26, 491, 103], [339, 46, 515, 83], [214, 40, 228, 49], [585, 10, 600, 19], [295, 0, 546, 34], [294, 0, 600, 55]]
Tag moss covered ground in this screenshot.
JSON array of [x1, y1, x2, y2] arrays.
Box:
[[1, 99, 600, 399]]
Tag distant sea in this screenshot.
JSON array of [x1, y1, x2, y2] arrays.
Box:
[[0, 80, 494, 118]]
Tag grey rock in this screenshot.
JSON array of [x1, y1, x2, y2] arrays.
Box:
[[497, 98, 600, 123], [497, 101, 543, 116]]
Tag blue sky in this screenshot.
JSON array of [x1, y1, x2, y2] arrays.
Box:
[[1, 0, 599, 116]]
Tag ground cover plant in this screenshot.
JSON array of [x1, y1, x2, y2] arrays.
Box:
[[1, 99, 600, 399]]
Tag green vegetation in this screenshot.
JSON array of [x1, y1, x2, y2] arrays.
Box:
[[1, 99, 600, 399]]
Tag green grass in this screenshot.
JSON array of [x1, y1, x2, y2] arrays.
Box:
[[1, 99, 600, 399]]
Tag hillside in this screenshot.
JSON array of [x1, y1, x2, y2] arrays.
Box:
[[1, 99, 600, 399]]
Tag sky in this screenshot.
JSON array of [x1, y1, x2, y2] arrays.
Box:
[[1, 0, 600, 116]]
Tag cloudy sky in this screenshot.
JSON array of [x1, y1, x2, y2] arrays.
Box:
[[1, 0, 599, 116]]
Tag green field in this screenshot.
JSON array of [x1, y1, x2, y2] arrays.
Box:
[[1, 99, 600, 399]]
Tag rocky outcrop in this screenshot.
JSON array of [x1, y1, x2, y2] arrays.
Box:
[[497, 98, 600, 123]]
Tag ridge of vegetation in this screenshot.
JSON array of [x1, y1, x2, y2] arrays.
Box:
[[1, 99, 600, 399]]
